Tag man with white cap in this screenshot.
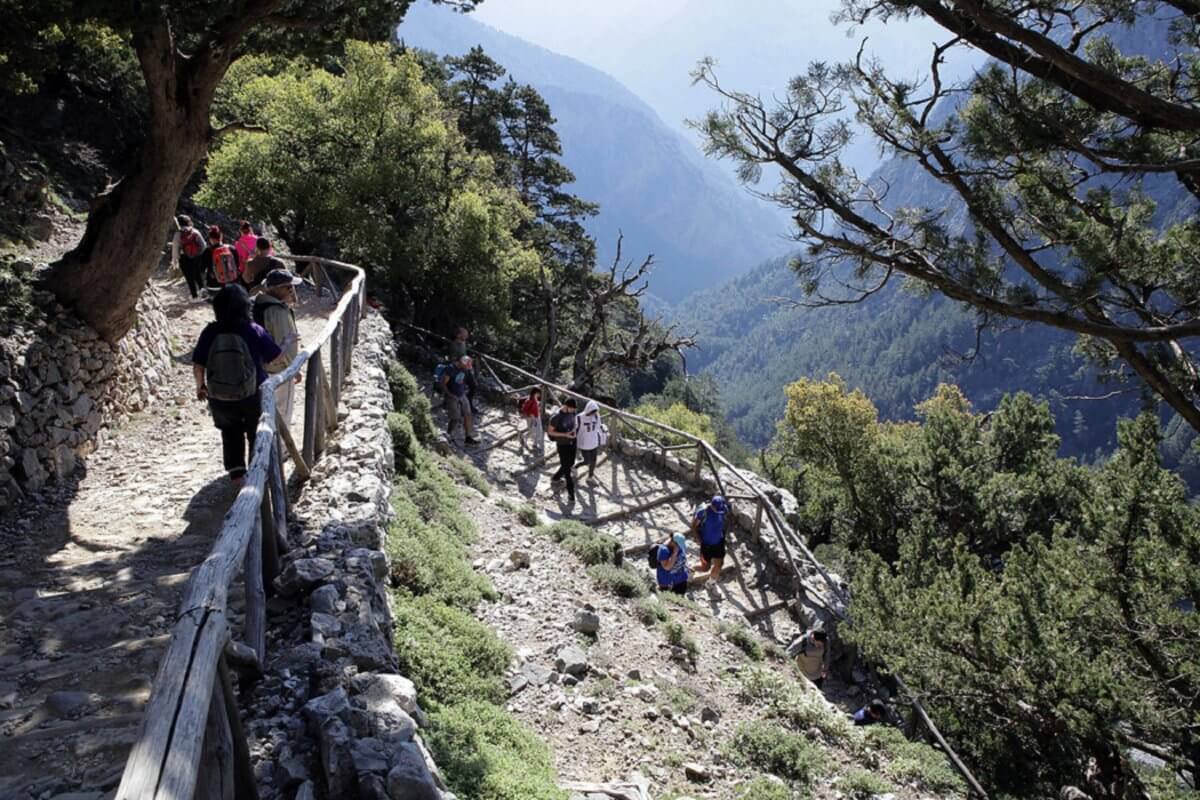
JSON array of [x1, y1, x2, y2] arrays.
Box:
[[252, 268, 303, 425]]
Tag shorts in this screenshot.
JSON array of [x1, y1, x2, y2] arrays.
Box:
[[659, 581, 687, 596], [700, 540, 726, 561], [446, 394, 470, 423]]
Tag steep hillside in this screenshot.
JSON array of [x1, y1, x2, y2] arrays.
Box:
[[397, 1, 788, 302]]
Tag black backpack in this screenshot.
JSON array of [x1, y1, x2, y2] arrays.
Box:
[[647, 543, 661, 570]]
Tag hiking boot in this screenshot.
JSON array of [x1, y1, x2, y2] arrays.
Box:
[[465, 435, 481, 444]]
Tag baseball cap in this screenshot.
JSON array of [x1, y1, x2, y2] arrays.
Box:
[[263, 268, 302, 288], [710, 495, 728, 514]]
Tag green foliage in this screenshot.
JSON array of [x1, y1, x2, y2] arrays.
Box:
[[386, 357, 435, 445], [860, 726, 965, 795], [0, 258, 38, 325], [391, 595, 510, 708], [633, 596, 668, 626], [538, 521, 620, 566], [663, 619, 699, 661], [718, 621, 763, 661], [515, 503, 540, 527], [734, 778, 792, 800], [838, 768, 894, 799], [628, 401, 716, 446], [585, 563, 649, 598], [387, 412, 419, 478], [726, 721, 827, 784], [428, 700, 566, 800], [446, 454, 491, 497], [737, 666, 849, 741]]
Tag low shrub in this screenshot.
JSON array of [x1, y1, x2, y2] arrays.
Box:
[[387, 411, 419, 477], [516, 503, 540, 527], [658, 590, 699, 612], [387, 360, 437, 444], [863, 725, 966, 794], [839, 767, 895, 799], [735, 777, 791, 800], [428, 700, 566, 800], [634, 596, 667, 626], [738, 665, 788, 703], [586, 563, 649, 598], [718, 620, 764, 661], [539, 522, 621, 566], [447, 454, 491, 496], [737, 665, 850, 741], [391, 595, 511, 708], [726, 721, 827, 784], [663, 619, 700, 661]]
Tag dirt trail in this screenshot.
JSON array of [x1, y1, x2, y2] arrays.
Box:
[[435, 396, 883, 799], [0, 276, 331, 799]]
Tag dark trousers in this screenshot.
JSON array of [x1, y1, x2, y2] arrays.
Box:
[[209, 392, 261, 478], [553, 442, 577, 499], [181, 255, 206, 298]]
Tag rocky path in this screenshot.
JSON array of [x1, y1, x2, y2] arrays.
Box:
[[0, 276, 332, 800], [435, 397, 880, 799]]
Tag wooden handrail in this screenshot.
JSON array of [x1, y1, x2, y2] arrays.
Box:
[[117, 256, 366, 799], [397, 319, 990, 799]]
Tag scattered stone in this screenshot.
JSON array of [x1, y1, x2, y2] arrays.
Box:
[[579, 719, 602, 734], [625, 684, 658, 702], [683, 762, 711, 783], [507, 674, 529, 696], [275, 558, 336, 597], [555, 644, 589, 678], [508, 549, 531, 569], [45, 691, 90, 718], [570, 608, 601, 635], [700, 706, 720, 723], [519, 662, 554, 687]]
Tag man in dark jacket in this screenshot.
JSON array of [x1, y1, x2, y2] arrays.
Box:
[[547, 398, 578, 505]]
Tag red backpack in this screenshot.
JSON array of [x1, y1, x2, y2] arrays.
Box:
[[212, 245, 240, 284], [181, 227, 205, 258]]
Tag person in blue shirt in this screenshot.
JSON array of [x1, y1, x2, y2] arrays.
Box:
[[691, 495, 729, 582], [440, 355, 480, 445], [853, 699, 886, 726], [656, 532, 689, 595]]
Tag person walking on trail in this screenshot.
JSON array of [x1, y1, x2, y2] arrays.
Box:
[[208, 226, 242, 287], [787, 629, 831, 689], [449, 326, 480, 413], [655, 532, 690, 595], [852, 699, 886, 727], [547, 397, 578, 505], [176, 215, 208, 300], [242, 237, 280, 290], [692, 494, 729, 583], [441, 354, 480, 445], [253, 269, 303, 426], [519, 387, 543, 455], [575, 400, 604, 484], [234, 220, 259, 269], [192, 284, 284, 488]]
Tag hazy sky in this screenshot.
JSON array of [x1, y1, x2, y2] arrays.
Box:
[[470, 0, 985, 176]]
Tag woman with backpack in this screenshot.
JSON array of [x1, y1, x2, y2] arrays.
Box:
[[654, 532, 690, 595], [575, 399, 606, 484], [234, 220, 259, 270], [192, 284, 284, 488], [176, 215, 208, 300], [519, 387, 543, 456], [208, 226, 242, 286]]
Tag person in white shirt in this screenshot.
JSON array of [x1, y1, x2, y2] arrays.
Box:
[[575, 399, 603, 483]]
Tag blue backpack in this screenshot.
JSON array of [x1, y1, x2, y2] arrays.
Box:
[[434, 362, 450, 384]]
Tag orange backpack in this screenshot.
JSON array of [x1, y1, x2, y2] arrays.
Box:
[[212, 245, 240, 284]]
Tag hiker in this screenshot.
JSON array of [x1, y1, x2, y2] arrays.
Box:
[[853, 699, 886, 727], [234, 220, 259, 269], [208, 226, 242, 286], [176, 215, 208, 300], [575, 399, 605, 484], [519, 387, 543, 455], [692, 494, 729, 582], [252, 269, 303, 425], [448, 326, 480, 413], [192, 284, 284, 487], [787, 629, 832, 689], [655, 532, 689, 595], [242, 237, 281, 289], [441, 354, 480, 445], [547, 397, 578, 505]]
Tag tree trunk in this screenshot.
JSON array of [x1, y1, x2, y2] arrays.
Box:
[[538, 264, 557, 379], [43, 20, 215, 343]]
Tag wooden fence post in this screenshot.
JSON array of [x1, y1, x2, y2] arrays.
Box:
[[269, 437, 290, 552], [693, 442, 704, 483], [302, 351, 321, 467], [195, 671, 235, 800], [259, 485, 280, 587], [313, 356, 328, 458], [330, 323, 343, 405], [754, 497, 764, 543], [244, 513, 266, 665], [218, 655, 260, 800]]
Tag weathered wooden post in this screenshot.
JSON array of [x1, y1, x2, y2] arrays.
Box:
[[753, 497, 764, 543], [268, 437, 290, 551], [693, 441, 704, 483], [244, 514, 266, 664], [195, 673, 235, 800], [218, 656, 260, 800], [302, 351, 320, 467], [330, 323, 343, 405]]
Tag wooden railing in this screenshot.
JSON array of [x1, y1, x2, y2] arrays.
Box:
[[116, 256, 366, 799], [405, 322, 989, 799]]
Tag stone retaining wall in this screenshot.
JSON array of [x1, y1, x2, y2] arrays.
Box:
[[0, 283, 172, 507], [243, 311, 452, 800]]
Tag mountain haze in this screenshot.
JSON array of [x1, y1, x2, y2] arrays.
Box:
[[398, 2, 788, 302]]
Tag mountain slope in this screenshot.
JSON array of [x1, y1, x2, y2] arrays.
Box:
[[397, 1, 788, 302]]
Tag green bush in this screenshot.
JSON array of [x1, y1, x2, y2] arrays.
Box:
[[663, 619, 700, 661], [428, 700, 566, 800], [0, 258, 38, 325], [516, 503, 540, 527], [447, 454, 491, 496], [735, 778, 792, 800], [738, 665, 850, 741], [539, 522, 621, 566], [387, 497, 495, 608], [392, 595, 511, 708], [386, 360, 437, 444], [407, 392, 437, 445], [739, 665, 788, 703], [586, 563, 649, 597], [719, 621, 764, 661], [658, 590, 699, 612], [634, 596, 667, 626], [387, 411, 419, 477], [726, 721, 827, 784], [863, 725, 966, 794], [839, 767, 894, 798]]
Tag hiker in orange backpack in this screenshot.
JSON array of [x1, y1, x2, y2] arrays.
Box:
[[176, 215, 207, 300], [208, 226, 242, 286]]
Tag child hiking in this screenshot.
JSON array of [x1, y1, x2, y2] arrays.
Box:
[[519, 387, 543, 455], [191, 284, 285, 487]]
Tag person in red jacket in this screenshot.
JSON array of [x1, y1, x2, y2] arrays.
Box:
[[519, 387, 543, 456]]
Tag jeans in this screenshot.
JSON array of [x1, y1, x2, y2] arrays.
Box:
[[552, 442, 576, 500], [209, 391, 261, 478]]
